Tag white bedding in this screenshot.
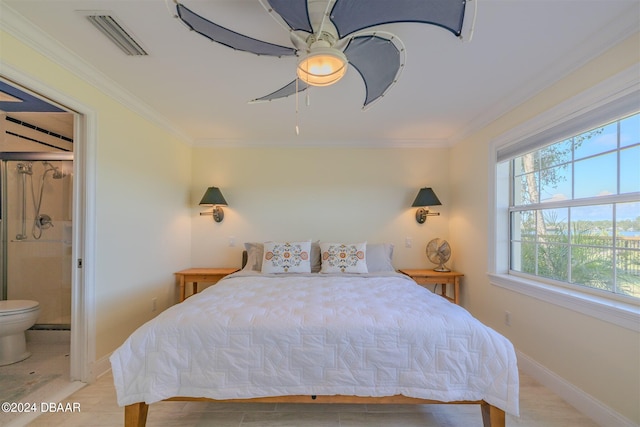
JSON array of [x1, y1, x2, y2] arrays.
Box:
[[110, 271, 519, 415]]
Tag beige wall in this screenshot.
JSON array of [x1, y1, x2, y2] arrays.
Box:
[[93, 104, 192, 356], [1, 30, 193, 360], [190, 146, 451, 270], [450, 33, 640, 424]]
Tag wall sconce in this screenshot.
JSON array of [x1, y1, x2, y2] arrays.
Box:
[[412, 187, 441, 224], [199, 187, 227, 222]]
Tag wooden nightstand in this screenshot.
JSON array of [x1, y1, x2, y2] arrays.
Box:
[[398, 269, 464, 305], [175, 268, 239, 302]]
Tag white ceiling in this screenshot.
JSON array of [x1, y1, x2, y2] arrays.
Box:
[[2, 0, 639, 147]]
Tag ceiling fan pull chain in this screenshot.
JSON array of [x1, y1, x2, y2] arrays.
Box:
[[295, 78, 300, 135]]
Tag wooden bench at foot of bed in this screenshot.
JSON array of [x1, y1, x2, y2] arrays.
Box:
[[124, 395, 506, 427]]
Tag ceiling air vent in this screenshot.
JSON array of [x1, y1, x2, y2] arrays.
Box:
[[86, 14, 148, 56]]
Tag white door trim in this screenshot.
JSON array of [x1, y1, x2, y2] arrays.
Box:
[[1, 63, 96, 383]]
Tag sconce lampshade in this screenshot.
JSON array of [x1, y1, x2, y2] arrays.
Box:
[[199, 187, 227, 222], [199, 187, 227, 206], [412, 187, 441, 207], [412, 187, 441, 224]]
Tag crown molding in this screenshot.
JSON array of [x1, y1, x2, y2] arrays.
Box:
[[490, 64, 639, 152], [447, 5, 640, 146], [0, 1, 193, 145], [2, 1, 635, 150], [193, 137, 450, 149]]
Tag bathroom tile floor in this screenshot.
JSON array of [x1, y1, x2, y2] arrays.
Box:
[[0, 331, 83, 427]]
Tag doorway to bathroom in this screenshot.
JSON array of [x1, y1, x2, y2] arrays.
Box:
[[0, 70, 92, 402], [0, 75, 90, 416], [1, 152, 74, 328]]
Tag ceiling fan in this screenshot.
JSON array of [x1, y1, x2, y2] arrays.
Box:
[[170, 0, 475, 109]]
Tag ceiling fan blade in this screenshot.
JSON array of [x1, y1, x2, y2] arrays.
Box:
[[265, 0, 313, 33], [344, 35, 402, 108], [249, 80, 309, 103], [330, 0, 467, 39], [176, 3, 296, 57]]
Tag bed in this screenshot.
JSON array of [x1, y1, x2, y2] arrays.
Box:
[[110, 242, 519, 426]]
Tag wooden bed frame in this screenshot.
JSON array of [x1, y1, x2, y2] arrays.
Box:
[[124, 396, 505, 427], [123, 252, 507, 426]]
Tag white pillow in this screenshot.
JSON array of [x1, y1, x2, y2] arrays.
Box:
[[261, 241, 312, 273], [366, 243, 395, 272], [320, 242, 368, 274]]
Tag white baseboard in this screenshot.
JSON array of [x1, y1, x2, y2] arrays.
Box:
[[517, 350, 637, 427], [93, 352, 113, 379], [26, 329, 71, 344]]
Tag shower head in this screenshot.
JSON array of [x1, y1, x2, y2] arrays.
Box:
[[42, 161, 67, 179]]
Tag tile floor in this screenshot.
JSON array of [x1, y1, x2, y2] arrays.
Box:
[[24, 370, 601, 426], [1, 331, 600, 426], [0, 331, 84, 427], [11, 367, 599, 426]]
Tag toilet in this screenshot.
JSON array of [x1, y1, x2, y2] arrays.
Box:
[[0, 300, 40, 366]]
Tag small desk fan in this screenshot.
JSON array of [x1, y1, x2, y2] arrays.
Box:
[[426, 238, 451, 272]]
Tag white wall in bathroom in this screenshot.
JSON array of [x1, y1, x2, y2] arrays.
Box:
[[5, 160, 73, 324]]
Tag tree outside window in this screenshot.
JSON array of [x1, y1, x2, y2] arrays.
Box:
[[510, 113, 640, 300]]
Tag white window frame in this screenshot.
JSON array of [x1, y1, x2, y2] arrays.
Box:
[[488, 65, 640, 332]]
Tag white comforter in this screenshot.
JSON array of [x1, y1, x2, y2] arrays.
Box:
[[110, 272, 519, 415]]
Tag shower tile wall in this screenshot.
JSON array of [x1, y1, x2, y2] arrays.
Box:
[[6, 160, 73, 325]]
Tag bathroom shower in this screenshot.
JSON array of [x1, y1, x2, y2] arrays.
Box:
[[16, 160, 68, 240], [1, 152, 73, 327]]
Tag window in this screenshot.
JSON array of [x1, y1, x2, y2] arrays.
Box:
[[488, 67, 640, 329], [509, 113, 639, 300]]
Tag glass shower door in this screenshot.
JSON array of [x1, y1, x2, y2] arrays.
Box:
[[2, 157, 73, 328]]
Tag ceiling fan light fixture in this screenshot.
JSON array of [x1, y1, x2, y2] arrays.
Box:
[[297, 47, 348, 87]]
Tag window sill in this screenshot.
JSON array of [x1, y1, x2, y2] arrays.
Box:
[[488, 273, 640, 332]]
